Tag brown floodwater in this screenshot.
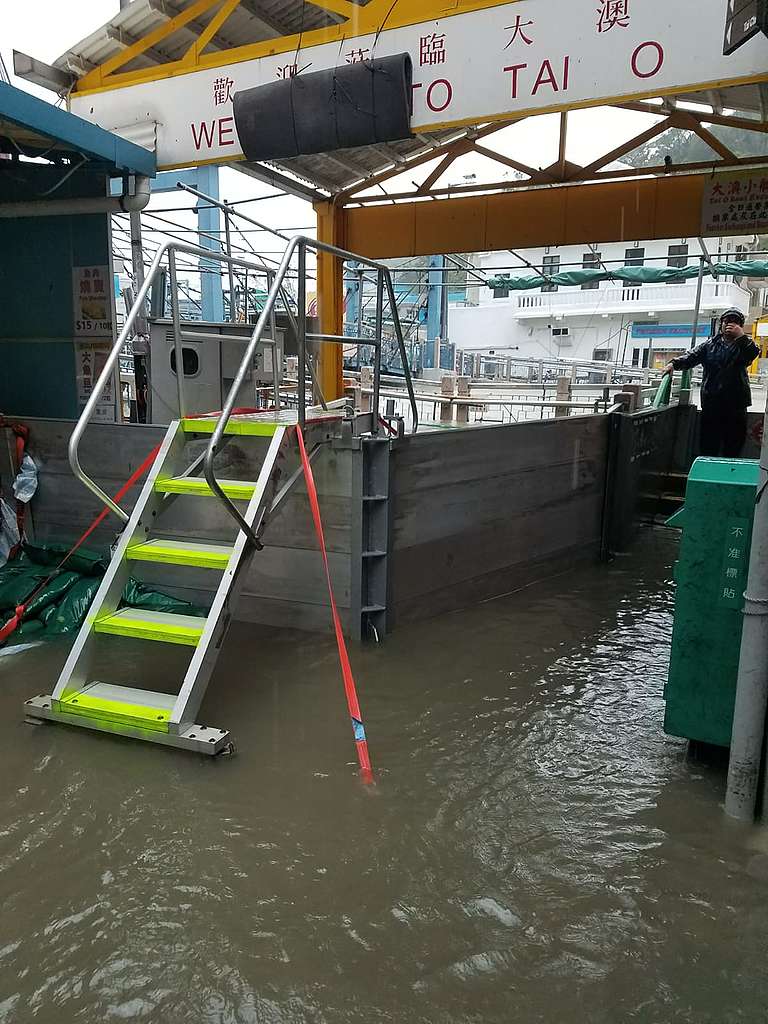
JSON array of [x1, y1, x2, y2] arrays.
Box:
[[0, 529, 766, 1023]]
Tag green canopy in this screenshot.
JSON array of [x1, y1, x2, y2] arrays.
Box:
[[487, 260, 768, 292]]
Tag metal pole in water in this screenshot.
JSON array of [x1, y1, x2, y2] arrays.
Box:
[[726, 401, 768, 821]]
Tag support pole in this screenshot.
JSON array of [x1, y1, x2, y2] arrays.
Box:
[[129, 210, 149, 423], [690, 257, 705, 352], [725, 400, 768, 821], [425, 254, 444, 370], [314, 201, 345, 402], [195, 165, 224, 322]]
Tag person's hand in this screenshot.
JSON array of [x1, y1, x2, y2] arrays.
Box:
[[663, 362, 675, 377]]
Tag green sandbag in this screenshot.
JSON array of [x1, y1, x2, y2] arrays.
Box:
[[25, 571, 81, 617], [0, 567, 48, 611], [23, 542, 107, 577], [123, 578, 203, 617], [45, 577, 102, 635], [15, 619, 45, 638]]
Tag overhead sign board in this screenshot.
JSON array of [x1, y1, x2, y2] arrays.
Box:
[[723, 0, 768, 54], [69, 0, 768, 172], [701, 170, 768, 236]]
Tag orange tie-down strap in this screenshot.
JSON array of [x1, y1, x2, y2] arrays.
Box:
[[296, 425, 374, 785]]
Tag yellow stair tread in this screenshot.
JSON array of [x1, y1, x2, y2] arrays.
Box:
[[183, 416, 280, 436], [127, 538, 234, 569], [55, 683, 175, 733], [93, 608, 206, 646], [155, 476, 256, 500]]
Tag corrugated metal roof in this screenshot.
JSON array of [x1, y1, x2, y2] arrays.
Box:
[[51, 2, 768, 198]]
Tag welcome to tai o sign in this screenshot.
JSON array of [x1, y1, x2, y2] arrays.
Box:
[[70, 0, 768, 171]]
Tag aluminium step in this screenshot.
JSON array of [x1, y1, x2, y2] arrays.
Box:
[[55, 682, 176, 731], [93, 608, 206, 646], [182, 417, 282, 437], [127, 538, 234, 570], [155, 476, 257, 500], [25, 683, 230, 754]]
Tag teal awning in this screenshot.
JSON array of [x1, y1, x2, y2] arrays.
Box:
[[0, 81, 155, 177]]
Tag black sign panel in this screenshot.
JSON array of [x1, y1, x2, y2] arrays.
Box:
[[724, 0, 768, 55]]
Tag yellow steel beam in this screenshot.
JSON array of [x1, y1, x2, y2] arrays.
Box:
[[73, 0, 516, 94], [309, 0, 359, 17], [314, 202, 347, 403], [343, 174, 710, 260], [79, 0, 223, 90], [184, 0, 242, 63]]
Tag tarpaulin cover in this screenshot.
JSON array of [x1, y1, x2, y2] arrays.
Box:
[[487, 260, 768, 292]]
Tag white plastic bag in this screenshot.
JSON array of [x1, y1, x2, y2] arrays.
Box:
[[0, 498, 20, 568], [12, 454, 38, 503]]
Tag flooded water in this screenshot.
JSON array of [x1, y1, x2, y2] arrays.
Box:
[[1, 530, 767, 1022]]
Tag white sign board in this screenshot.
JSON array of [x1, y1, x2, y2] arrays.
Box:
[[73, 265, 112, 337], [70, 0, 768, 172], [701, 170, 768, 236], [75, 341, 117, 423]]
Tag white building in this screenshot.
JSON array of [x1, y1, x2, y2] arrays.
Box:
[[449, 237, 763, 370]]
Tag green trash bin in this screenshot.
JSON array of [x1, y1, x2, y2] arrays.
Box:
[[665, 457, 759, 747]]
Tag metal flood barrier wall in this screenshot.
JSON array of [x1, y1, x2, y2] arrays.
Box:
[[387, 415, 609, 626], [3, 407, 691, 636]]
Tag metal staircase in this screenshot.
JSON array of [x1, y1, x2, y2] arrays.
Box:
[[25, 235, 418, 754]]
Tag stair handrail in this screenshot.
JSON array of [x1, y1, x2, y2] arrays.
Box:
[[202, 234, 419, 547], [69, 240, 277, 523]]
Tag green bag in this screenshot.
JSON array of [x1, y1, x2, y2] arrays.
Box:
[[45, 577, 102, 635]]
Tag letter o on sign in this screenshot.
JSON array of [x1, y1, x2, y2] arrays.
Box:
[[631, 41, 664, 79], [427, 79, 453, 112]]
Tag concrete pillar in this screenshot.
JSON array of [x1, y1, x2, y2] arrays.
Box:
[[555, 375, 572, 417], [440, 374, 455, 424], [456, 375, 470, 425], [360, 365, 373, 412]]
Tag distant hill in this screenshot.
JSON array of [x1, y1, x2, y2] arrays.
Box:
[[623, 125, 767, 168]]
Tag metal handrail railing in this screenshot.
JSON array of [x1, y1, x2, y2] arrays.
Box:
[[651, 368, 692, 409], [202, 234, 419, 548], [69, 240, 279, 523]]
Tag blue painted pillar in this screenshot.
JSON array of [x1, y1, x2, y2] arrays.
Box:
[[425, 254, 445, 369], [195, 165, 224, 322], [345, 260, 360, 337]]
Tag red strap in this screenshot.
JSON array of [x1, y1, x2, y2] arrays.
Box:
[[296, 427, 374, 785], [0, 444, 161, 644]]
